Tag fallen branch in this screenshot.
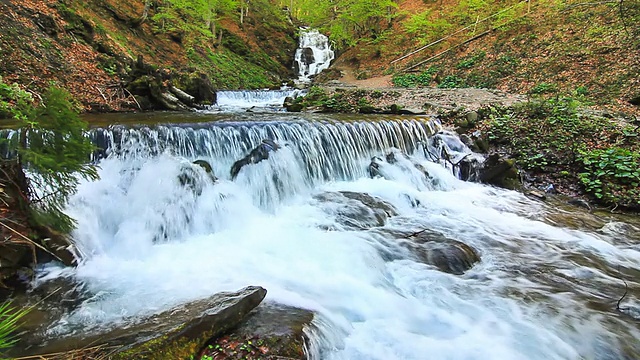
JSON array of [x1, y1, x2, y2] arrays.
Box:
[[0, 221, 64, 263]]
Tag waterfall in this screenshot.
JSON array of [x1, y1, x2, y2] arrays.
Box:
[[213, 89, 306, 111], [89, 117, 440, 189], [294, 28, 335, 82]]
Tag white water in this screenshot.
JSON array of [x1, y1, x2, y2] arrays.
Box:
[[38, 117, 640, 359], [295, 28, 335, 83], [213, 89, 305, 111]]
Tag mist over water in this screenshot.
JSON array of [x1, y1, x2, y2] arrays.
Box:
[[34, 113, 640, 360]]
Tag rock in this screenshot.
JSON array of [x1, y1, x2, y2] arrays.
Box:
[[314, 191, 397, 230], [629, 94, 640, 106], [568, 198, 591, 210], [178, 160, 217, 196], [466, 110, 479, 123], [176, 72, 217, 105], [478, 154, 520, 189], [230, 140, 281, 179], [526, 190, 547, 201], [384, 229, 480, 275], [11, 286, 267, 359], [398, 108, 427, 115], [201, 303, 313, 360]]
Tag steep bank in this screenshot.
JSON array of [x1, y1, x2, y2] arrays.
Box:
[[0, 0, 299, 112], [316, 0, 639, 115]]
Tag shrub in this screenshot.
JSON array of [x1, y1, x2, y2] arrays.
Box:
[[578, 148, 640, 206]]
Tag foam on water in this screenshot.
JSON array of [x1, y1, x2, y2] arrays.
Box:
[[37, 118, 640, 359]]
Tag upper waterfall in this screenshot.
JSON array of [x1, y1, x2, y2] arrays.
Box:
[[294, 28, 335, 83]]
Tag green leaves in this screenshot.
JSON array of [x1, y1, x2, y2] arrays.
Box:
[[1, 78, 98, 233], [578, 147, 640, 206], [0, 301, 27, 355]]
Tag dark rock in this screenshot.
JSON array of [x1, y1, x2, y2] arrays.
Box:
[[384, 229, 480, 275], [314, 191, 397, 230], [628, 94, 640, 106], [568, 198, 591, 210], [11, 286, 267, 359], [479, 154, 520, 189], [300, 47, 315, 66], [230, 140, 281, 180]]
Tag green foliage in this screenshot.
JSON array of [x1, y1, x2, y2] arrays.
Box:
[[437, 75, 465, 88], [154, 0, 238, 36], [529, 82, 558, 95], [1, 78, 98, 233], [392, 66, 439, 87], [486, 97, 639, 208], [456, 50, 486, 69], [0, 80, 33, 122], [404, 10, 453, 45], [487, 98, 619, 171], [0, 301, 27, 356], [293, 0, 399, 49], [578, 148, 640, 206]]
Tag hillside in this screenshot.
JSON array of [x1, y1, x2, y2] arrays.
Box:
[[0, 0, 299, 112], [324, 0, 639, 115]]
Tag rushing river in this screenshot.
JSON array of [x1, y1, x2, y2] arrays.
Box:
[[19, 108, 640, 360]]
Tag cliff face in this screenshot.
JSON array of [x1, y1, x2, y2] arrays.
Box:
[[0, 0, 299, 112]]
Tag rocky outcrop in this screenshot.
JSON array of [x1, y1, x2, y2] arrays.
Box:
[[11, 286, 267, 359], [230, 140, 281, 180]]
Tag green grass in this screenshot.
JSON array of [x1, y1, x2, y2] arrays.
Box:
[[0, 301, 27, 356]]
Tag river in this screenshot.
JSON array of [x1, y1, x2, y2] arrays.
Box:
[[18, 103, 637, 360]]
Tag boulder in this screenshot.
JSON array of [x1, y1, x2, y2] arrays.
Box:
[[176, 72, 217, 105], [478, 154, 520, 189], [11, 286, 267, 360], [230, 140, 281, 180], [200, 303, 313, 360], [314, 191, 397, 230], [382, 229, 480, 275]]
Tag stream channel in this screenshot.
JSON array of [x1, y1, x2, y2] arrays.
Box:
[[11, 99, 640, 360]]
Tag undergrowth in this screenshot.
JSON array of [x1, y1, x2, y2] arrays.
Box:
[[487, 97, 639, 208]]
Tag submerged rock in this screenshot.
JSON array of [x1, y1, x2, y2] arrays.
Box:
[[11, 286, 267, 359], [382, 229, 481, 275], [314, 191, 398, 230], [230, 140, 281, 180]]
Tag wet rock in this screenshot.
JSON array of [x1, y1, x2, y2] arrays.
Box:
[[178, 160, 217, 195], [526, 190, 547, 201], [230, 140, 281, 180], [383, 229, 480, 275], [478, 154, 520, 189], [568, 198, 591, 210], [314, 191, 397, 230], [12, 286, 267, 359], [201, 303, 313, 360]]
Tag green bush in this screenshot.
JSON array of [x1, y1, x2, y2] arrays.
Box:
[[437, 75, 465, 88], [578, 148, 640, 206], [487, 98, 621, 171]]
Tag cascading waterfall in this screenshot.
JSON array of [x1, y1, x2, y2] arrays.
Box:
[[294, 28, 335, 83], [27, 115, 640, 359], [212, 89, 306, 111]]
